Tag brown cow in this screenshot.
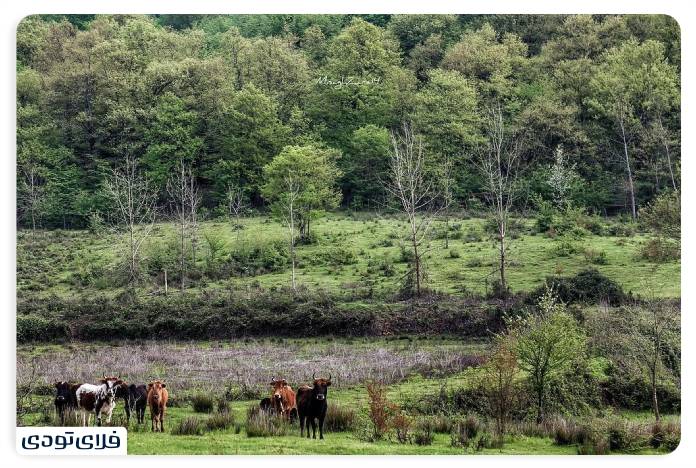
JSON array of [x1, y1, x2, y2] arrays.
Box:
[[270, 378, 296, 421], [147, 380, 169, 432]]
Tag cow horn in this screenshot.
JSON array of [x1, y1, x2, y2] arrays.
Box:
[[312, 372, 316, 380], [328, 373, 332, 381]]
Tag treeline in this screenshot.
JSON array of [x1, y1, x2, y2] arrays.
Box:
[[17, 14, 680, 229]]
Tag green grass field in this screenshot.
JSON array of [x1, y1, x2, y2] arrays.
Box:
[[17, 213, 680, 299]]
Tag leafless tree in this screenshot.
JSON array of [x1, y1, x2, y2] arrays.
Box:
[[637, 301, 680, 422], [654, 115, 677, 191], [386, 122, 440, 297], [614, 100, 638, 220], [166, 159, 200, 291], [18, 162, 44, 231], [279, 175, 300, 292], [478, 104, 523, 297], [226, 183, 247, 240], [104, 155, 158, 285], [440, 155, 455, 249]]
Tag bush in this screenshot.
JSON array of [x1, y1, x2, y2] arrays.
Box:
[[366, 382, 398, 440], [431, 414, 453, 433], [191, 394, 215, 413], [245, 405, 291, 437], [392, 412, 412, 444], [413, 418, 434, 446], [552, 239, 579, 257], [324, 403, 356, 432], [583, 248, 608, 265], [640, 238, 680, 263], [206, 411, 235, 431], [530, 269, 626, 306], [216, 398, 230, 414], [172, 417, 205, 436], [17, 315, 67, 342], [650, 420, 680, 451], [448, 249, 460, 259], [607, 223, 635, 237]]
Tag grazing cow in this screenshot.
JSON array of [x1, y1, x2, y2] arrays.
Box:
[[259, 397, 273, 413], [270, 378, 297, 421], [54, 381, 80, 425], [297, 373, 331, 440], [147, 380, 168, 432], [75, 375, 123, 426], [116, 383, 148, 424]]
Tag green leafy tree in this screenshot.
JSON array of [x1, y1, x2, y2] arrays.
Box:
[[512, 287, 587, 423], [262, 144, 342, 241], [342, 125, 391, 209], [142, 93, 203, 190]]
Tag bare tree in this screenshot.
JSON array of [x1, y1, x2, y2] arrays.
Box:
[[637, 301, 680, 422], [654, 115, 677, 191], [614, 100, 638, 220], [18, 162, 44, 231], [478, 104, 523, 297], [226, 183, 247, 240], [166, 159, 200, 291], [279, 175, 300, 292], [440, 155, 455, 249], [386, 122, 440, 297], [104, 155, 158, 285]]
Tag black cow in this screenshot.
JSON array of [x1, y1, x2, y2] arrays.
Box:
[[259, 397, 273, 412], [297, 373, 331, 439], [54, 381, 80, 425], [116, 383, 147, 424]]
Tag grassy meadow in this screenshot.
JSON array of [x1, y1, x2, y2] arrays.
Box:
[[17, 338, 676, 455], [17, 213, 680, 299]]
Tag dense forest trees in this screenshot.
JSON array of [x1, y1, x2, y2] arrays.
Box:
[[16, 14, 680, 229]]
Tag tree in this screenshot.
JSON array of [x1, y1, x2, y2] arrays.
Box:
[[513, 287, 587, 423], [385, 122, 440, 297], [482, 333, 520, 438], [226, 183, 247, 240], [589, 39, 679, 218], [641, 189, 680, 240], [262, 145, 341, 243], [634, 301, 680, 421], [478, 104, 523, 296], [547, 144, 580, 210], [143, 93, 203, 190], [104, 155, 158, 285], [342, 125, 391, 209], [166, 159, 200, 290]]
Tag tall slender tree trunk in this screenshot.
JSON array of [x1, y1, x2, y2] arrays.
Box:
[[657, 115, 677, 190], [290, 200, 296, 292], [413, 232, 421, 297], [619, 117, 637, 220]]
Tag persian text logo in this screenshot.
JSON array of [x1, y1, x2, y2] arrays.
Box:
[[17, 427, 127, 455]]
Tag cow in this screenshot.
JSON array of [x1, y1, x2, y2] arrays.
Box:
[[75, 375, 123, 426], [297, 373, 332, 440], [259, 397, 273, 413], [147, 380, 168, 432], [270, 378, 296, 421], [116, 383, 148, 424], [54, 381, 80, 425]]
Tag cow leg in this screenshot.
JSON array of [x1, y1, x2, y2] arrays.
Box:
[[125, 400, 131, 425], [311, 418, 317, 439], [151, 413, 155, 432], [299, 414, 305, 437], [319, 416, 324, 440], [160, 407, 165, 432]]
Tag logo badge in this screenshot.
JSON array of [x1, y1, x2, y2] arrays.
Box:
[[17, 427, 127, 455]]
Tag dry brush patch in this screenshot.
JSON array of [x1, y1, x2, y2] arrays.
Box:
[[17, 340, 485, 396]]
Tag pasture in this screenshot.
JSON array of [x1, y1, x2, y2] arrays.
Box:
[[17, 338, 677, 455], [17, 214, 680, 299]]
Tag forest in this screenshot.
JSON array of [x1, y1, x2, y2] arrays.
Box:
[[17, 14, 680, 228], [16, 14, 681, 455]]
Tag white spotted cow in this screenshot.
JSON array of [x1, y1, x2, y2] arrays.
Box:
[[75, 375, 123, 426]]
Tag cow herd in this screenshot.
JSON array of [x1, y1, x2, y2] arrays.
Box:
[[262, 374, 332, 440], [53, 375, 168, 432], [53, 373, 332, 439]]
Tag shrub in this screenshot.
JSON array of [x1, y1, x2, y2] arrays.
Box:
[[191, 394, 214, 413], [450, 419, 470, 448], [448, 249, 460, 259], [245, 405, 291, 437], [392, 411, 412, 444], [324, 403, 356, 432], [216, 398, 230, 414], [640, 238, 680, 263], [172, 417, 205, 436], [206, 411, 235, 431], [413, 418, 434, 446], [431, 414, 453, 433], [17, 315, 67, 342], [607, 223, 635, 237], [552, 239, 579, 257], [366, 382, 398, 440], [530, 269, 626, 306], [583, 248, 608, 265], [650, 420, 681, 451], [475, 431, 494, 451]]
